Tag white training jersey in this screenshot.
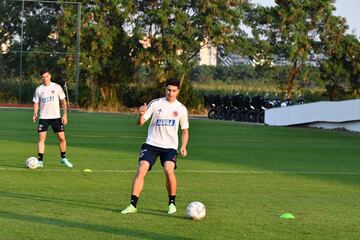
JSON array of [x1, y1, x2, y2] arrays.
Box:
[[143, 97, 189, 150], [33, 82, 66, 119]]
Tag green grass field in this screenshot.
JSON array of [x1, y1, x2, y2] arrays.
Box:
[[0, 108, 359, 240]]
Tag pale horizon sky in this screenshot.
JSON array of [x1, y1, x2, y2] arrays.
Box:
[[251, 0, 360, 38]]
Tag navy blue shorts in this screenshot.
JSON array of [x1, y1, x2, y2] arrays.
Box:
[[38, 118, 64, 133], [139, 143, 178, 171]]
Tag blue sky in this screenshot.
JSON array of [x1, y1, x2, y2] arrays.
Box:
[[251, 0, 359, 37]]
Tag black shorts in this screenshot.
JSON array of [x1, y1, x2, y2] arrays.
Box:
[[38, 118, 64, 133], [139, 143, 178, 171]]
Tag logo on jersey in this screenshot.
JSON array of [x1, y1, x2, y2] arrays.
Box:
[[139, 149, 147, 158], [51, 90, 55, 94], [40, 96, 55, 103], [156, 119, 175, 126], [157, 109, 162, 115], [173, 111, 178, 117]]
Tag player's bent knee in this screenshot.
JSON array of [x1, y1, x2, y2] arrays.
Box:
[[164, 161, 175, 172], [164, 167, 175, 176], [57, 135, 66, 142], [138, 161, 150, 172]]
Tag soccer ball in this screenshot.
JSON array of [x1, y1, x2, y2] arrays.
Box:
[[186, 201, 206, 220], [25, 157, 38, 169]]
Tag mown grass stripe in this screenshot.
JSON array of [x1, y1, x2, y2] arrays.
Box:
[[1, 168, 359, 175]]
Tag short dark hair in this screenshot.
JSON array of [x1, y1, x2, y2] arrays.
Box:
[[165, 78, 180, 88], [40, 69, 50, 75]]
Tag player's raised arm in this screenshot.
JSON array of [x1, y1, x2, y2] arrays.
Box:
[[137, 103, 147, 126]]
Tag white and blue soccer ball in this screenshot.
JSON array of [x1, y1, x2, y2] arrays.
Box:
[[26, 157, 38, 169], [186, 201, 206, 220]]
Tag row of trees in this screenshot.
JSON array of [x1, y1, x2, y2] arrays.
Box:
[[245, 0, 360, 99], [0, 0, 359, 109]]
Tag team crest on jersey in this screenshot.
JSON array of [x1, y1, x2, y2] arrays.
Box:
[[173, 111, 178, 117], [51, 90, 55, 94], [156, 119, 175, 126]]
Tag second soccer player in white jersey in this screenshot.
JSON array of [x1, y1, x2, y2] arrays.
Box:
[[121, 78, 189, 215], [32, 69, 73, 168]]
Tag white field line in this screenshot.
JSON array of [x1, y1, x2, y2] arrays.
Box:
[[0, 167, 359, 175]]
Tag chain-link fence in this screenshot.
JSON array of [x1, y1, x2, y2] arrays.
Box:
[[0, 0, 80, 105]]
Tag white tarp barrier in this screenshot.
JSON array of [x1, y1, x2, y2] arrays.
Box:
[[307, 121, 360, 132], [265, 99, 360, 132]]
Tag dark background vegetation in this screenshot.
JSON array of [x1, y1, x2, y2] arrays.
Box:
[[1, 0, 359, 112]]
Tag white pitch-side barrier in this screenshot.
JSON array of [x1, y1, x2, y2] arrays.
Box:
[[265, 99, 360, 132]]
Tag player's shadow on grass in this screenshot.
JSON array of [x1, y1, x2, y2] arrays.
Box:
[[0, 191, 118, 212], [0, 209, 193, 240], [141, 208, 188, 220], [0, 162, 24, 168]]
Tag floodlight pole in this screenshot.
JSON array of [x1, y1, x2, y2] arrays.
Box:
[[63, 81, 70, 110], [18, 0, 25, 103], [74, 2, 81, 105]]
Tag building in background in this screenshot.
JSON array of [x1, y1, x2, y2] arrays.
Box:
[[199, 40, 217, 66]]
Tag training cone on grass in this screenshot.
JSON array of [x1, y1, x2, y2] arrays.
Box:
[[279, 213, 295, 219], [83, 169, 92, 173]]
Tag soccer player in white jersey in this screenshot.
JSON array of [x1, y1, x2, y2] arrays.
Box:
[[121, 78, 189, 215], [32, 69, 73, 168]]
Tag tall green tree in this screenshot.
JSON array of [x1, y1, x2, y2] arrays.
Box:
[[58, 0, 133, 108], [319, 14, 360, 99], [126, 0, 249, 106], [0, 1, 61, 75], [0, 1, 64, 102], [245, 0, 338, 97]]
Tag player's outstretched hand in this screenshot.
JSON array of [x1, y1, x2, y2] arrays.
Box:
[[139, 103, 147, 116]]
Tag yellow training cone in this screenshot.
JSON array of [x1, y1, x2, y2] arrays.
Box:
[[279, 213, 295, 219]]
